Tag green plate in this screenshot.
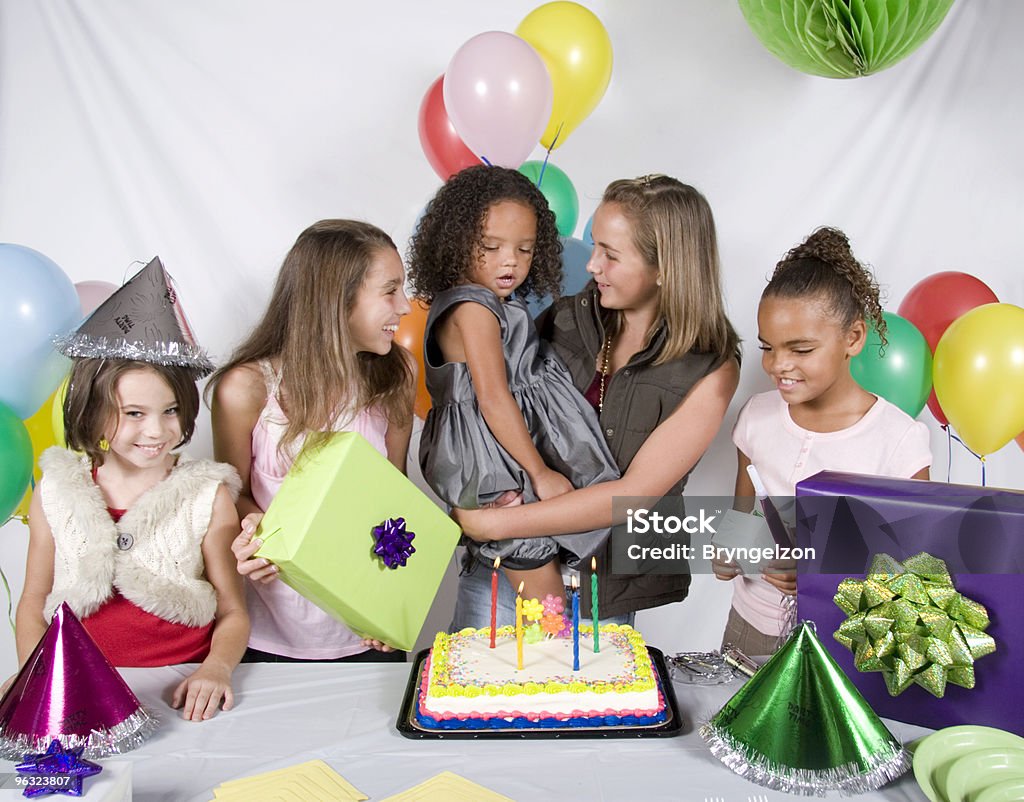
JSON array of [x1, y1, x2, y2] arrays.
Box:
[[944, 748, 1024, 802], [976, 778, 1024, 802], [913, 726, 1024, 802]]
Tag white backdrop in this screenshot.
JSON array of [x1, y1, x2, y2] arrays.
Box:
[[2, 1, 1022, 673]]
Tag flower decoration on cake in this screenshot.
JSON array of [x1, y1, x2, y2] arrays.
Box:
[[833, 552, 996, 697], [371, 517, 416, 569], [523, 598, 544, 623], [542, 594, 564, 615], [15, 738, 102, 797], [524, 623, 544, 644], [540, 612, 567, 637]]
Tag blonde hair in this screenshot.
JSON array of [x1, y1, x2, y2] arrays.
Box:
[[207, 219, 412, 454], [601, 175, 739, 364]]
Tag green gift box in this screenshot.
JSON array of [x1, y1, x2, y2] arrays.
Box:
[[254, 432, 461, 651]]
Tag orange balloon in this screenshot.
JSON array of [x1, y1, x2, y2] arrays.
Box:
[[1017, 431, 1024, 452], [395, 300, 432, 419]]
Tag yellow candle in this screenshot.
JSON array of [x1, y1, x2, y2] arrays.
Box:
[[516, 581, 525, 670]]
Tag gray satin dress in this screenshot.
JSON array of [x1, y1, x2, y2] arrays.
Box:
[[419, 284, 620, 570]]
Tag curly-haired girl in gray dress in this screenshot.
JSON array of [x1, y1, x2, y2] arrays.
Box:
[[408, 165, 618, 613]]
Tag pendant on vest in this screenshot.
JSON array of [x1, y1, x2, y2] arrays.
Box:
[[116, 532, 134, 551]]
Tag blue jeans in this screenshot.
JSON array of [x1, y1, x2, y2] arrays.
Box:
[[450, 550, 635, 632]]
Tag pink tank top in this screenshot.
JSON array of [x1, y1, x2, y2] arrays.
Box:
[[247, 360, 389, 659]]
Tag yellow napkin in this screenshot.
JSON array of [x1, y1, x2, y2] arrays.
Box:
[[209, 759, 366, 801], [380, 771, 514, 801]]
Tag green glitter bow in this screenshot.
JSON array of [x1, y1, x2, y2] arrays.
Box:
[[833, 553, 996, 698]]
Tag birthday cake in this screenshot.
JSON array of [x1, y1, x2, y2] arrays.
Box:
[[413, 624, 668, 730]]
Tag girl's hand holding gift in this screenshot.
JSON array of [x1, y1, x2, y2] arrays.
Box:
[[232, 512, 279, 584], [362, 638, 395, 653], [760, 559, 797, 595]]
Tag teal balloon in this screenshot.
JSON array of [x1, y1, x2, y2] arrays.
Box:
[[0, 401, 33, 522], [851, 311, 932, 417], [0, 244, 79, 418], [527, 236, 593, 318], [738, 0, 954, 78], [518, 160, 579, 237]]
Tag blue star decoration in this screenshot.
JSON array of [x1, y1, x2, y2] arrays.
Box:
[[15, 739, 102, 797]]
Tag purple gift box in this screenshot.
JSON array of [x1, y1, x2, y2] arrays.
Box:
[[795, 471, 1024, 735]]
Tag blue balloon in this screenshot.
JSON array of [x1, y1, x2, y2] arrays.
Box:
[[527, 236, 593, 318], [0, 244, 80, 418], [582, 212, 595, 246]]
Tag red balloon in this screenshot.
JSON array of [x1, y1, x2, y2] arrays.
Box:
[[417, 75, 480, 181], [897, 271, 998, 426]]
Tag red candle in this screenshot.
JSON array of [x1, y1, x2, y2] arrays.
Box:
[[490, 556, 500, 648]]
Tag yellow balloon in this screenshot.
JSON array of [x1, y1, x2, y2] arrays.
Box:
[[933, 303, 1024, 456], [11, 385, 64, 521], [516, 2, 613, 150], [51, 376, 68, 448]]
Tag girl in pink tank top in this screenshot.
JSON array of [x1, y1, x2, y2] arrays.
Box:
[[206, 220, 416, 661]]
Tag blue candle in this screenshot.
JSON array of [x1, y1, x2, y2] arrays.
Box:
[[571, 575, 580, 671]]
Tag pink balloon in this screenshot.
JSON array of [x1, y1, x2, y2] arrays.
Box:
[[75, 280, 118, 317], [444, 32, 552, 168]]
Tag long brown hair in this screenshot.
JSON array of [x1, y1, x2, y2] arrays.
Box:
[[601, 175, 739, 365], [206, 219, 413, 453]]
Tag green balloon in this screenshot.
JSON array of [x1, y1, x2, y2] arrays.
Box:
[[518, 160, 579, 237], [0, 401, 33, 521], [851, 311, 932, 417], [738, 0, 954, 78]]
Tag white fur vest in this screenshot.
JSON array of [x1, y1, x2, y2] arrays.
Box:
[[39, 447, 241, 627]]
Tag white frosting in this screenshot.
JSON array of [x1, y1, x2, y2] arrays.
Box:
[[421, 630, 662, 721]]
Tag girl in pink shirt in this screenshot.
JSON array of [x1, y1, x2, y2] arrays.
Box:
[[207, 220, 416, 661], [714, 227, 932, 655]]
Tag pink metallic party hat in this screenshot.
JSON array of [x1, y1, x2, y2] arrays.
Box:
[[0, 602, 158, 759]]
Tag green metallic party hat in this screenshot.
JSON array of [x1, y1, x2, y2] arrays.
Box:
[[699, 622, 910, 794]]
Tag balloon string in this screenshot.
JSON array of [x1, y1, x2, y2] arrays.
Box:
[[0, 542, 15, 637], [480, 156, 492, 167], [536, 122, 564, 188], [945, 425, 952, 483], [947, 429, 987, 487]]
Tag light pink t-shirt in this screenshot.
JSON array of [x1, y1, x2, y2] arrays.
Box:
[[248, 360, 389, 659], [730, 391, 932, 636]]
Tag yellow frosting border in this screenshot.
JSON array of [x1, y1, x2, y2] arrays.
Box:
[[428, 624, 656, 698]]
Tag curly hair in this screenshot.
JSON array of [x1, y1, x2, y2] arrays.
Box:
[[407, 165, 563, 303], [765, 226, 887, 347]]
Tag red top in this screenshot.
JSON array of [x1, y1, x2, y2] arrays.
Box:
[[80, 501, 214, 667]]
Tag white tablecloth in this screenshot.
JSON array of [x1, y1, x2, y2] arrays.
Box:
[[2, 660, 932, 801]]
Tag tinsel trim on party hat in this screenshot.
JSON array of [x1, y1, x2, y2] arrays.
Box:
[[54, 256, 214, 378], [699, 722, 910, 797], [0, 708, 158, 760], [699, 622, 910, 796], [0, 603, 160, 759]]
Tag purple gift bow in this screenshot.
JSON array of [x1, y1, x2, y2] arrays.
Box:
[[372, 517, 416, 569]]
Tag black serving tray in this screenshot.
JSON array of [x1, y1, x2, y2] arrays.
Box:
[[396, 645, 683, 739]]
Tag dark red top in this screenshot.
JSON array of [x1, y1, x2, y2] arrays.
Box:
[[80, 499, 214, 667], [583, 371, 603, 413]]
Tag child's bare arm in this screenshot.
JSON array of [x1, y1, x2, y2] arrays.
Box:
[[384, 348, 416, 475], [15, 490, 57, 666], [449, 302, 571, 499], [172, 485, 249, 721], [211, 364, 277, 583]]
